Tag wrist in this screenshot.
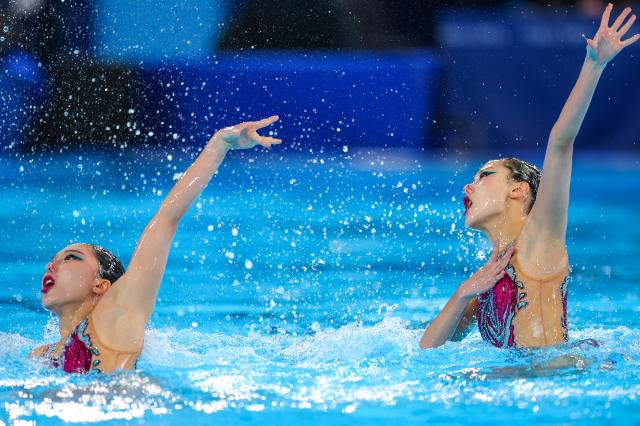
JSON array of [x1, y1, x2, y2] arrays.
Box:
[[455, 283, 474, 302], [207, 133, 232, 153], [584, 56, 608, 72]]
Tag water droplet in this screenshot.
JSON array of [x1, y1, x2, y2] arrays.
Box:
[[343, 405, 357, 414], [3, 26, 9, 33]]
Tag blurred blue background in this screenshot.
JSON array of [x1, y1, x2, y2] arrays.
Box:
[[0, 0, 638, 151]]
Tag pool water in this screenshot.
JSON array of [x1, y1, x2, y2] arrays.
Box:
[[1, 147, 639, 425]]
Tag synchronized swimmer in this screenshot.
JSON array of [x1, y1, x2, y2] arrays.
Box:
[[30, 4, 638, 373], [31, 117, 282, 373], [420, 3, 638, 349]]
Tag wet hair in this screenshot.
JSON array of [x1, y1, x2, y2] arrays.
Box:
[[498, 157, 541, 214], [85, 244, 126, 285]]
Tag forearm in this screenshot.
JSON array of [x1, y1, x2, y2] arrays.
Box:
[[420, 289, 472, 349], [156, 135, 229, 223], [550, 58, 605, 147]]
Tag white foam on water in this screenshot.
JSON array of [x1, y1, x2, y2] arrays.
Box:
[[3, 322, 640, 423]]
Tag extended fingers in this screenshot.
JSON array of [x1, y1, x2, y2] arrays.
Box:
[[263, 136, 283, 145], [617, 13, 636, 37], [490, 243, 499, 261], [621, 33, 640, 47], [257, 136, 283, 149], [494, 244, 514, 267], [499, 246, 514, 266], [255, 115, 280, 129], [600, 3, 613, 30], [611, 7, 632, 32], [489, 248, 512, 282], [247, 125, 283, 148]]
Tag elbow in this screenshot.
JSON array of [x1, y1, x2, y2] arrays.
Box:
[[148, 211, 180, 233], [549, 127, 576, 149], [419, 336, 441, 350], [154, 206, 181, 228]]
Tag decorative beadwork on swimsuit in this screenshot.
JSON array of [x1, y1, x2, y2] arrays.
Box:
[[505, 264, 529, 311], [475, 243, 533, 348], [560, 276, 569, 342], [48, 317, 100, 374]]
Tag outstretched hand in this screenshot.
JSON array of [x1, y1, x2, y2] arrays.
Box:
[[457, 242, 515, 300], [586, 3, 640, 66], [212, 115, 283, 150]]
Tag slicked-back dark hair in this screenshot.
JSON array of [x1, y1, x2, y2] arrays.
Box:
[[85, 244, 125, 284], [499, 157, 542, 214]]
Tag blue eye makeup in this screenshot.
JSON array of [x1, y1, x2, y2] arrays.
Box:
[[477, 170, 495, 180]]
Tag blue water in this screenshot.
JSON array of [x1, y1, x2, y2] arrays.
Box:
[[1, 148, 639, 424]]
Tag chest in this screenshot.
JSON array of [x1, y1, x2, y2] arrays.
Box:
[[506, 264, 569, 347], [475, 262, 569, 348]]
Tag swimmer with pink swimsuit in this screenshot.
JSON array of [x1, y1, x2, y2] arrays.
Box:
[[30, 117, 282, 373], [420, 3, 638, 349]]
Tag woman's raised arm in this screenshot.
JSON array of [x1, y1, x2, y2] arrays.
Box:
[[93, 116, 281, 346], [523, 4, 637, 260]]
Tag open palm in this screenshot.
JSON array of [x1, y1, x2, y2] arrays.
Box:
[[587, 4, 640, 65]]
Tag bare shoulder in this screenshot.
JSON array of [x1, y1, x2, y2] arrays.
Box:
[[516, 219, 569, 277], [29, 344, 50, 359]]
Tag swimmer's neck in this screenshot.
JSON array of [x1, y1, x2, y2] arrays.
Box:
[[53, 298, 97, 340], [477, 204, 527, 253]]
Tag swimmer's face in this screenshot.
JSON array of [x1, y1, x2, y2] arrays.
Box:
[[41, 244, 105, 314], [463, 160, 514, 230]]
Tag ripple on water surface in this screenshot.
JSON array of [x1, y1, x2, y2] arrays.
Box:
[[2, 318, 640, 424]]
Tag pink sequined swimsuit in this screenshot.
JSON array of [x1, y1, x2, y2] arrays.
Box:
[[49, 317, 99, 373], [475, 246, 569, 348], [47, 314, 141, 374]]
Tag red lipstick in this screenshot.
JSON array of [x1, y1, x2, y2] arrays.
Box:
[[42, 274, 56, 293]]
